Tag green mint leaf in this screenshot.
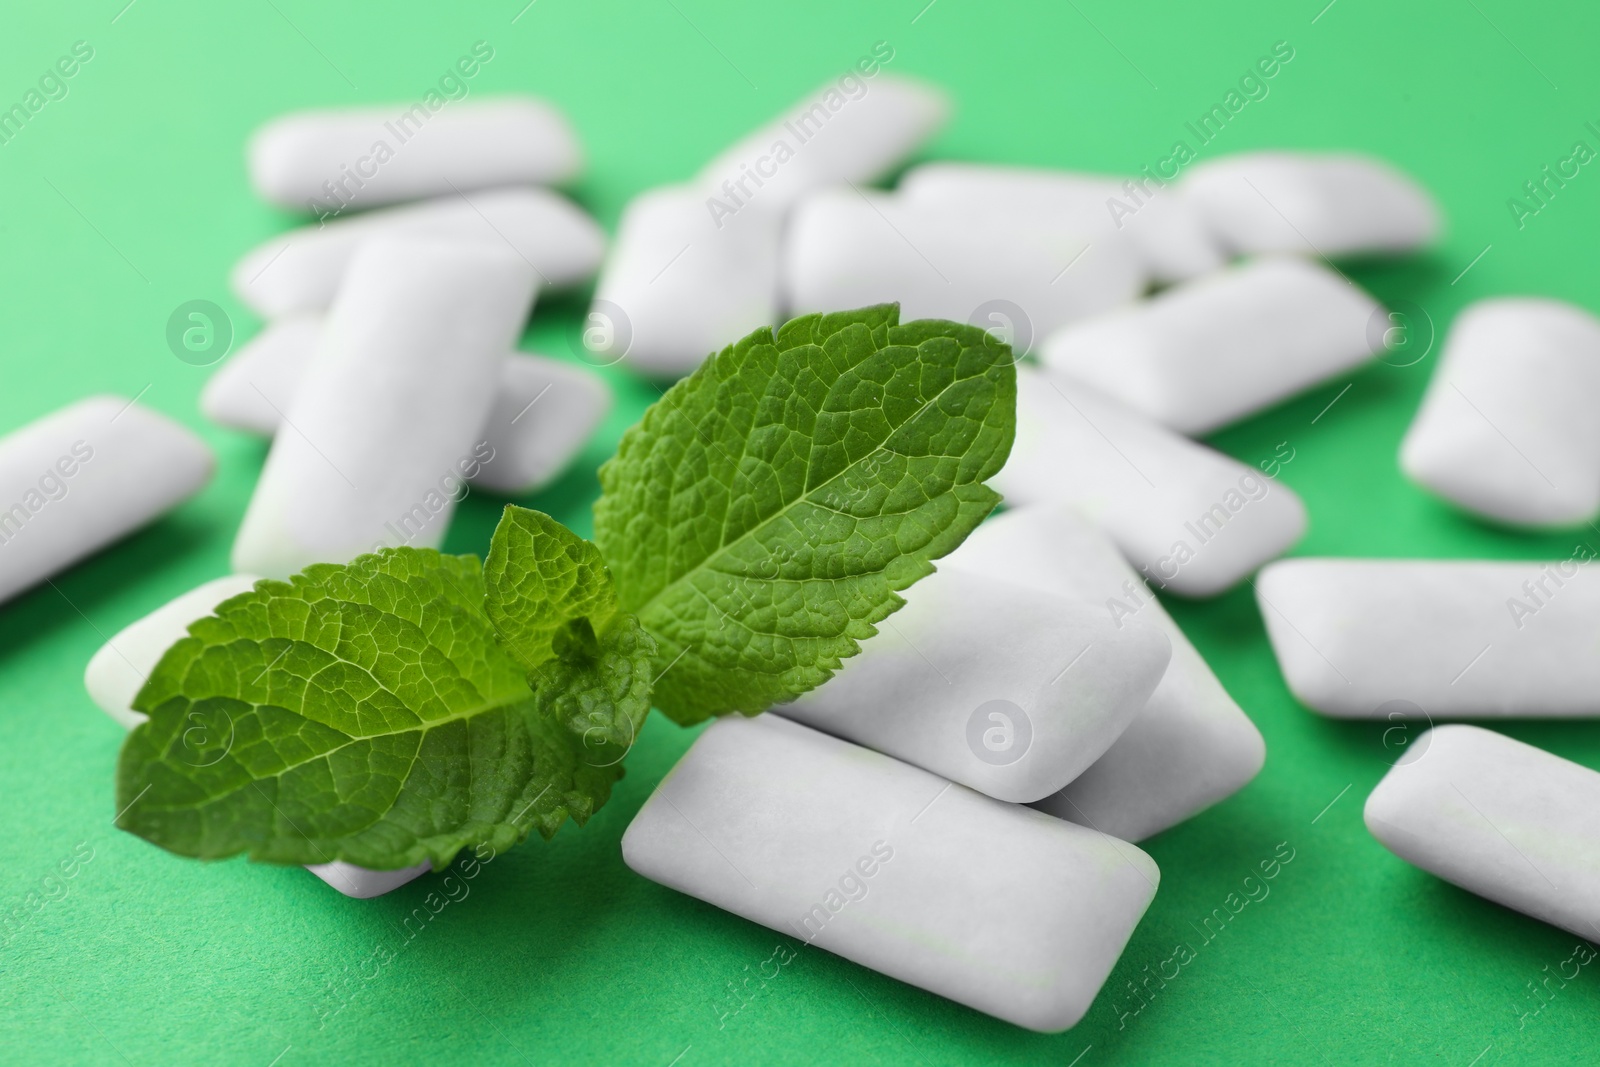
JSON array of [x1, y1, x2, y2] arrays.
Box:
[[485, 506, 656, 768], [115, 548, 627, 870], [593, 303, 1017, 724], [484, 505, 622, 673]]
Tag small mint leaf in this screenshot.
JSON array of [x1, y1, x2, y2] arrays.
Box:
[[484, 505, 619, 674], [485, 506, 655, 770]]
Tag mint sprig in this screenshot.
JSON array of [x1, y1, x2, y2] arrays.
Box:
[[115, 306, 1017, 872]]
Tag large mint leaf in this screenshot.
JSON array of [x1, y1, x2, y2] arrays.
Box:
[[115, 548, 624, 870], [485, 507, 655, 768], [594, 304, 1016, 724]]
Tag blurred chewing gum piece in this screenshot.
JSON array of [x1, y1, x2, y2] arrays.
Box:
[[697, 69, 948, 212], [0, 396, 213, 605], [249, 93, 582, 211], [1402, 298, 1600, 528], [231, 187, 603, 318], [1041, 256, 1382, 436], [898, 161, 1223, 283], [1179, 151, 1440, 257], [784, 188, 1146, 349]]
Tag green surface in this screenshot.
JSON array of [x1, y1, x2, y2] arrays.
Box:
[[3, 0, 1599, 1063]]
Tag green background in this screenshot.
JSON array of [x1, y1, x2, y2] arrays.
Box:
[[4, 0, 1599, 1063]]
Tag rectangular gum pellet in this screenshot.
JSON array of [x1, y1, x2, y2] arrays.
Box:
[[0, 397, 214, 605], [1040, 256, 1382, 436], [231, 237, 536, 577], [622, 714, 1159, 1032], [304, 860, 433, 900], [897, 161, 1224, 284], [1365, 724, 1600, 940], [992, 368, 1307, 597], [587, 185, 784, 376], [778, 566, 1170, 804], [230, 187, 603, 319], [1400, 298, 1600, 528], [248, 95, 582, 211], [1178, 151, 1440, 258], [696, 73, 948, 212], [783, 188, 1146, 346], [1257, 557, 1600, 717], [199, 316, 611, 496], [947, 504, 1265, 841]]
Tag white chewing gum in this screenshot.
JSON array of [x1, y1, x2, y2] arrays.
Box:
[[1178, 151, 1440, 258], [231, 187, 602, 318], [1401, 298, 1600, 528], [1257, 558, 1600, 717], [232, 238, 535, 577], [1366, 724, 1600, 941], [472, 354, 612, 495], [948, 505, 1265, 841], [1040, 257, 1382, 436], [249, 95, 582, 211], [623, 714, 1159, 1032], [586, 185, 783, 376], [992, 368, 1307, 597], [783, 188, 1146, 351], [201, 317, 610, 496], [0, 397, 214, 605], [898, 161, 1224, 284], [777, 567, 1171, 804], [697, 73, 949, 212], [303, 861, 435, 900], [199, 315, 323, 436]]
